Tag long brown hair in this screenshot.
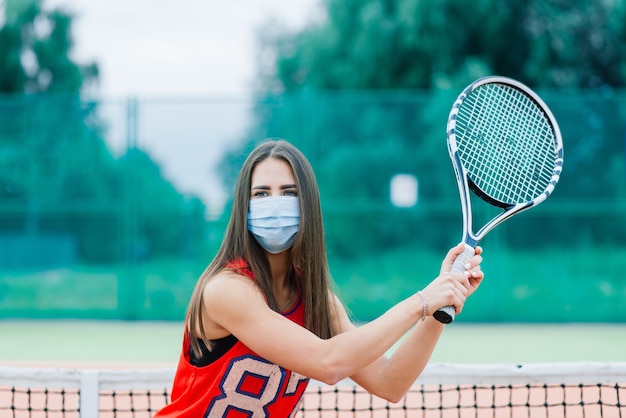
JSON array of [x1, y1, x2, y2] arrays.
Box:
[[187, 139, 336, 357]]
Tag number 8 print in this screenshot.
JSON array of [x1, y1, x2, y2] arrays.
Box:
[[207, 356, 308, 417]]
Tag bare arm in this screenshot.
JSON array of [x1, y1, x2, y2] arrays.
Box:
[[202, 274, 435, 384], [202, 243, 482, 389], [345, 244, 484, 402]]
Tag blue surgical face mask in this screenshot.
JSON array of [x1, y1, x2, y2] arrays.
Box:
[[247, 196, 300, 254]]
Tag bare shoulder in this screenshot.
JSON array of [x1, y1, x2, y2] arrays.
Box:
[[201, 270, 266, 337], [203, 270, 263, 308]]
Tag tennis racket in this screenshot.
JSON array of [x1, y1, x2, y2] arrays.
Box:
[[434, 76, 564, 324]]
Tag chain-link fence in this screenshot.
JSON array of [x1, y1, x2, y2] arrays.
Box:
[[0, 90, 624, 322]]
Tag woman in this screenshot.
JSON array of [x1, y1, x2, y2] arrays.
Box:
[[155, 139, 483, 417]]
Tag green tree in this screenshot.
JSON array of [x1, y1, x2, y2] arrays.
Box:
[[0, 0, 97, 93], [268, 0, 626, 92], [0, 0, 206, 263], [221, 0, 626, 258]]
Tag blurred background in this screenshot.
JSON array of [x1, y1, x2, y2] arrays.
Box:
[[0, 0, 625, 327]]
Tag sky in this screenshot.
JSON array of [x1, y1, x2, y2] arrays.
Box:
[[47, 0, 321, 97], [43, 0, 322, 216]]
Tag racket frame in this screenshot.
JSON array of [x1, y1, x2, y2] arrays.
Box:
[[434, 76, 564, 324]]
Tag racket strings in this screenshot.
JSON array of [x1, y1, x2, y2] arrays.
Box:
[[455, 84, 558, 204]]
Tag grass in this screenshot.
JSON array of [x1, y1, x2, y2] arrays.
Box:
[[0, 320, 623, 367]]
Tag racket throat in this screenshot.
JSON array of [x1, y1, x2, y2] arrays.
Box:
[[463, 236, 479, 248]]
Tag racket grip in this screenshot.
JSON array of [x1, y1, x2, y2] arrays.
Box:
[[433, 244, 476, 324]]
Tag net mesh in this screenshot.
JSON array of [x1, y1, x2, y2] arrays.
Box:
[[301, 382, 625, 417], [1, 363, 624, 418], [453, 83, 560, 205]]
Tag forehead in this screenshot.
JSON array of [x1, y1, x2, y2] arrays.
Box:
[[251, 157, 295, 185]]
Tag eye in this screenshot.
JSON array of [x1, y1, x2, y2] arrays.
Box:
[[252, 190, 269, 198], [283, 189, 298, 197]]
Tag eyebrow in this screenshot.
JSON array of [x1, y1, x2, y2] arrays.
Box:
[[251, 184, 297, 190]]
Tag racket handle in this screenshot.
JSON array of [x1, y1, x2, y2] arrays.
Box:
[[433, 244, 476, 324]]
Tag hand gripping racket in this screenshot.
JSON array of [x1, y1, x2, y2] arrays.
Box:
[[433, 76, 564, 324]]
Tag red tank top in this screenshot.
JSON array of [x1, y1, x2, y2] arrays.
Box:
[[154, 259, 309, 417]]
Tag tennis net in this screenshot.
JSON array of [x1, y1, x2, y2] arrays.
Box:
[[1, 362, 624, 417]]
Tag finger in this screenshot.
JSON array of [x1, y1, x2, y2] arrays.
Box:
[[443, 271, 468, 284], [467, 266, 482, 278], [433, 281, 466, 314], [428, 274, 467, 310], [470, 269, 484, 280], [451, 287, 467, 314], [442, 243, 469, 273], [464, 255, 482, 270], [447, 271, 471, 294]]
